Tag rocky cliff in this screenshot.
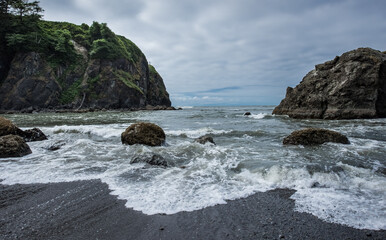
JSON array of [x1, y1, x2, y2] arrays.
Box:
[[273, 48, 386, 119], [0, 21, 171, 112]]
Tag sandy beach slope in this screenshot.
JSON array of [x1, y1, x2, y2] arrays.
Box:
[[0, 180, 384, 239]]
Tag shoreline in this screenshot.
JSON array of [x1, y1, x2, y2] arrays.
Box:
[[0, 106, 181, 115], [0, 180, 384, 239]]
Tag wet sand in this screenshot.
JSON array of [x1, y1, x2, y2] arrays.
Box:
[[0, 180, 384, 239]]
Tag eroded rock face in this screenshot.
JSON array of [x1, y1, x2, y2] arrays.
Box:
[[0, 135, 32, 158], [146, 66, 172, 107], [0, 52, 61, 110], [121, 122, 165, 146], [273, 48, 386, 119], [283, 128, 350, 145], [0, 50, 171, 111]]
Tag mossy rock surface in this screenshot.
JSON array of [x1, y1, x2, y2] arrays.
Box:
[[121, 122, 165, 146], [0, 117, 22, 136], [0, 135, 32, 158], [283, 128, 350, 145]]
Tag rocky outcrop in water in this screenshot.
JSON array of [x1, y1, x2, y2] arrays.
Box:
[[195, 135, 216, 145], [283, 128, 350, 145], [21, 128, 47, 142], [131, 153, 168, 167], [121, 122, 165, 146], [273, 48, 386, 119], [0, 135, 32, 158], [0, 116, 21, 136], [0, 117, 47, 142]]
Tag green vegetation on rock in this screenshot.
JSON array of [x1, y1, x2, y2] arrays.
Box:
[[1, 1, 144, 65], [113, 69, 144, 94], [149, 64, 158, 75], [60, 78, 83, 104], [0, 1, 171, 110]]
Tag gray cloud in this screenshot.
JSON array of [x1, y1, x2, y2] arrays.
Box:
[[40, 0, 386, 106]]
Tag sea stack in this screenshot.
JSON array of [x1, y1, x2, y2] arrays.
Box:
[[273, 48, 386, 119], [0, 22, 171, 112]]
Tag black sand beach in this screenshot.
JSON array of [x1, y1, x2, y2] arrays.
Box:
[[0, 180, 384, 240]]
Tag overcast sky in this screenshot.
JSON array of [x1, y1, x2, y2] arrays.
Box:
[[39, 0, 386, 106]]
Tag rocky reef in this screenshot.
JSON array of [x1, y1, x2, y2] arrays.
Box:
[[0, 116, 48, 158], [283, 128, 350, 145], [273, 48, 386, 119], [0, 21, 171, 112]]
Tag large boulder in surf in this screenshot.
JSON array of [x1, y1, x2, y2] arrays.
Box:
[[283, 128, 350, 145], [273, 48, 386, 119], [0, 135, 32, 158], [0, 117, 47, 142], [0, 116, 21, 136], [121, 122, 165, 146]]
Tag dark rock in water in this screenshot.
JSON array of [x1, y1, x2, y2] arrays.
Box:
[[0, 117, 47, 142], [21, 128, 47, 142], [311, 182, 321, 188], [0, 135, 32, 158], [195, 135, 216, 145], [121, 122, 165, 146], [376, 167, 386, 176], [47, 141, 65, 151], [244, 112, 251, 116], [283, 128, 350, 145], [273, 48, 386, 119], [131, 153, 167, 167]]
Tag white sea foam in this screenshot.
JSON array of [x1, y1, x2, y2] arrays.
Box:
[[46, 124, 124, 138], [1, 108, 385, 230], [250, 113, 268, 119], [1, 140, 385, 229], [165, 127, 232, 138]]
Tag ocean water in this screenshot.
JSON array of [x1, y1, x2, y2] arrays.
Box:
[[1, 106, 385, 230]]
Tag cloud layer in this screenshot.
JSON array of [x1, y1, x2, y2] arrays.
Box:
[[40, 0, 386, 106]]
